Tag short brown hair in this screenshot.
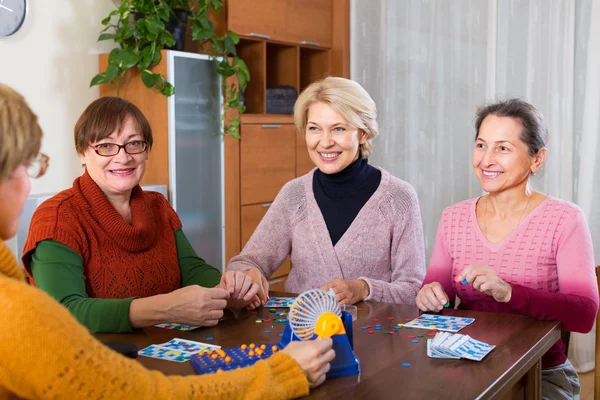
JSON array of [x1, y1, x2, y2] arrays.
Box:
[[474, 98, 548, 156], [74, 96, 153, 155], [294, 77, 379, 159], [0, 84, 43, 179]]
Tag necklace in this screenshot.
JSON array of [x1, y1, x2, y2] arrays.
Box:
[[483, 191, 534, 234]]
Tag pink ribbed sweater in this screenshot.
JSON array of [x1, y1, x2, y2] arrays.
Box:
[[228, 168, 426, 304], [423, 196, 599, 367]]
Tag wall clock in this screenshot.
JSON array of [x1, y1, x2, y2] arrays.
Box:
[[0, 0, 27, 38]]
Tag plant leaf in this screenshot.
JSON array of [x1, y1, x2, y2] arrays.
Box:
[[103, 63, 121, 81], [108, 48, 121, 64], [161, 82, 176, 96], [119, 49, 142, 69], [98, 33, 117, 42], [141, 70, 161, 88], [210, 0, 223, 14], [227, 31, 240, 44], [223, 36, 236, 55], [89, 73, 106, 87]]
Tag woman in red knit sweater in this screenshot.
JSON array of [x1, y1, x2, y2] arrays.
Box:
[[416, 99, 598, 399], [22, 96, 261, 333], [0, 81, 335, 400]]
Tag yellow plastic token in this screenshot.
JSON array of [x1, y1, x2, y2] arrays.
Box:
[[248, 351, 255, 357], [241, 344, 247, 350], [225, 356, 232, 363], [249, 343, 256, 349], [216, 369, 223, 373], [198, 351, 204, 357], [211, 354, 218, 359], [260, 344, 266, 350], [271, 346, 278, 352], [207, 350, 213, 355]]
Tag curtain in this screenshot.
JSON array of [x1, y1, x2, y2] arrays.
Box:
[[351, 0, 599, 372]]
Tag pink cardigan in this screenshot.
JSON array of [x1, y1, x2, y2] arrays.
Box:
[[423, 197, 599, 367], [227, 168, 426, 304]]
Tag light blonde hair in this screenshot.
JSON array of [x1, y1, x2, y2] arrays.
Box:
[[294, 77, 379, 158], [0, 84, 42, 179]]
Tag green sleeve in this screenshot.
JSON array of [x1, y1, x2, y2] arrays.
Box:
[[176, 228, 222, 288], [30, 240, 136, 334]]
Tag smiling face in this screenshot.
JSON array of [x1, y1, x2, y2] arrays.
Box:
[[305, 102, 367, 175], [79, 116, 148, 197], [472, 114, 544, 194]]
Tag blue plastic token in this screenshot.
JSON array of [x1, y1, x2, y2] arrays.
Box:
[[402, 363, 411, 367], [461, 279, 468, 285], [411, 339, 419, 343], [205, 337, 213, 341]]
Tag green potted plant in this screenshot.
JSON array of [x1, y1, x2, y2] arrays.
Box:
[[91, 0, 249, 138]]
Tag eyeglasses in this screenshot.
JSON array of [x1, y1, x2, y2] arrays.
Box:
[[27, 153, 50, 179], [89, 140, 148, 157]]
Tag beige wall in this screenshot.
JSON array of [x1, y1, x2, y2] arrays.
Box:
[[0, 1, 116, 254], [0, 1, 115, 194]]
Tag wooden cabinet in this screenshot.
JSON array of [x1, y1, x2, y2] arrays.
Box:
[[227, 0, 287, 41], [240, 124, 296, 205], [286, 0, 333, 47], [228, 0, 332, 47], [296, 131, 314, 176], [241, 204, 291, 279]]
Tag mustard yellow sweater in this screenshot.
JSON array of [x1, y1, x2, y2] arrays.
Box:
[[0, 241, 309, 399]]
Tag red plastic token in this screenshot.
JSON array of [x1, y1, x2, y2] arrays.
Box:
[[366, 325, 373, 328], [404, 318, 412, 322], [408, 335, 416, 339], [368, 330, 375, 334], [427, 333, 435, 337], [251, 311, 258, 314], [373, 319, 379, 322], [432, 329, 439, 332], [388, 331, 395, 335], [263, 318, 272, 323], [387, 317, 394, 320]]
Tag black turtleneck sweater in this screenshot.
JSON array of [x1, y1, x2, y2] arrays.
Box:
[[313, 158, 382, 246]]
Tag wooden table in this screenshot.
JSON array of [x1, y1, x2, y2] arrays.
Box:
[[96, 297, 560, 400]]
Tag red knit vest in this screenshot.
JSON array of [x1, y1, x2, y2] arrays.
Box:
[[22, 171, 183, 299]]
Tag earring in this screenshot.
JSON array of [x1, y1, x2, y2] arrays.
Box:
[[531, 168, 536, 176]]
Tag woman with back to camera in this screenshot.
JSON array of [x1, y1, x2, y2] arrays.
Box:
[[0, 82, 334, 399], [416, 98, 598, 399], [227, 77, 426, 306]]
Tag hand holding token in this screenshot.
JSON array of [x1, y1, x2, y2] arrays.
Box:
[[456, 264, 512, 303], [320, 279, 369, 305], [415, 281, 449, 312]]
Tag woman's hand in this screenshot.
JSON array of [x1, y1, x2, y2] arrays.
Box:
[[457, 264, 512, 303], [415, 282, 449, 312], [320, 279, 369, 305], [282, 338, 336, 388], [218, 270, 260, 309], [163, 285, 230, 326], [243, 268, 270, 310]]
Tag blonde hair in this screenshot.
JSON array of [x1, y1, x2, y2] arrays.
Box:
[[0, 84, 42, 179], [294, 77, 379, 158]]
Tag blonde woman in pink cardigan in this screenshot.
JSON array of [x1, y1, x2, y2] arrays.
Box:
[[225, 77, 426, 306], [416, 99, 598, 399]]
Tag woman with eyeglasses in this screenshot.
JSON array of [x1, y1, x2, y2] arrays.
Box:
[[21, 96, 260, 333], [0, 82, 336, 400]]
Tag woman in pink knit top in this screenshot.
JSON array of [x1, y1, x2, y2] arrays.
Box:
[[226, 77, 426, 305], [416, 98, 598, 399]]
